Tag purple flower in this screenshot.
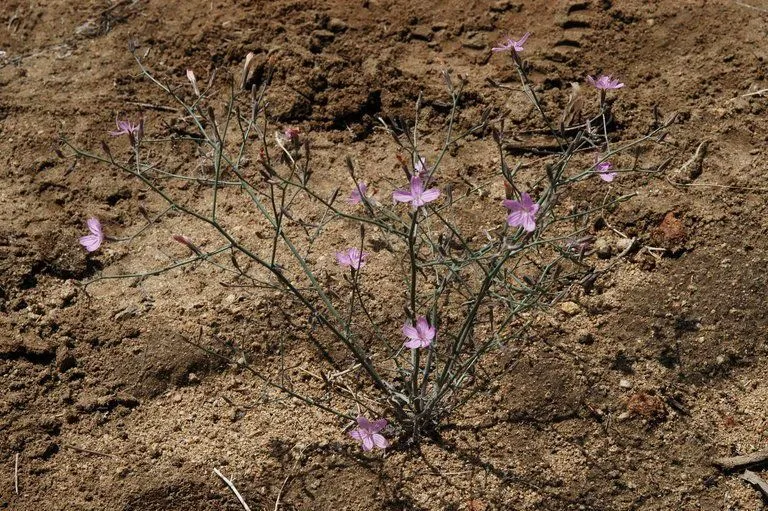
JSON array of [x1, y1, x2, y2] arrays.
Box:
[[392, 176, 440, 208], [336, 247, 368, 270], [79, 217, 104, 252], [595, 159, 617, 182], [348, 416, 389, 451], [403, 316, 436, 349], [348, 182, 368, 205], [110, 119, 142, 138], [586, 75, 624, 91], [503, 192, 539, 232], [492, 32, 530, 53], [413, 157, 437, 185]]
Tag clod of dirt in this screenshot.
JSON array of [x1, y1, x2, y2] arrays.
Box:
[[27, 439, 59, 460], [594, 237, 613, 259], [626, 392, 667, 422], [409, 26, 433, 41], [651, 211, 688, 254], [241, 51, 269, 92], [55, 346, 77, 373], [0, 333, 56, 364], [576, 330, 595, 344], [466, 499, 489, 511], [310, 30, 336, 52], [74, 19, 100, 38], [502, 356, 586, 423], [490, 0, 521, 12], [36, 227, 92, 281], [327, 18, 348, 32], [123, 478, 261, 511], [117, 332, 223, 398], [75, 392, 140, 413]]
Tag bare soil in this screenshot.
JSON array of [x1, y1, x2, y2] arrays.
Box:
[[2, 0, 768, 509]]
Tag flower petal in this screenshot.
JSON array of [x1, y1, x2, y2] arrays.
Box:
[[502, 199, 520, 212], [79, 234, 102, 252], [371, 418, 387, 432], [86, 217, 102, 236], [419, 188, 440, 204], [409, 176, 424, 196], [506, 210, 525, 227], [519, 192, 534, 209], [336, 252, 351, 266], [402, 324, 419, 340], [404, 338, 422, 349], [372, 433, 389, 449], [362, 435, 374, 451], [415, 317, 431, 340], [349, 429, 364, 441], [392, 189, 413, 203], [522, 214, 536, 232], [357, 416, 373, 430]]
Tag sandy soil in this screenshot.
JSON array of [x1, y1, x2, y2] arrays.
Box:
[[1, 0, 768, 509]]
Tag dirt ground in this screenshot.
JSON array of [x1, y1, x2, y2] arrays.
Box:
[[1, 0, 768, 509]]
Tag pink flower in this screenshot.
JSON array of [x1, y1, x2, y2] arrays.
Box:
[[336, 247, 368, 270], [503, 192, 539, 232], [284, 127, 301, 143], [349, 416, 389, 451], [79, 217, 104, 252], [586, 75, 624, 90], [595, 159, 617, 182], [492, 32, 530, 53], [403, 316, 435, 349], [392, 176, 440, 208], [110, 119, 142, 138], [348, 182, 368, 205], [413, 157, 437, 185]]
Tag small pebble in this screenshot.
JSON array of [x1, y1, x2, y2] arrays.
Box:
[[328, 18, 347, 32], [595, 238, 613, 259], [559, 301, 581, 316]]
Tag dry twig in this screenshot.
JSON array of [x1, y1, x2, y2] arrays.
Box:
[[213, 468, 252, 511], [741, 470, 768, 499], [733, 1, 768, 14], [14, 453, 19, 495], [728, 87, 768, 100], [713, 448, 768, 471]]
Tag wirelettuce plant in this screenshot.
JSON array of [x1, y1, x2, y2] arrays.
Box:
[[64, 32, 675, 451]]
